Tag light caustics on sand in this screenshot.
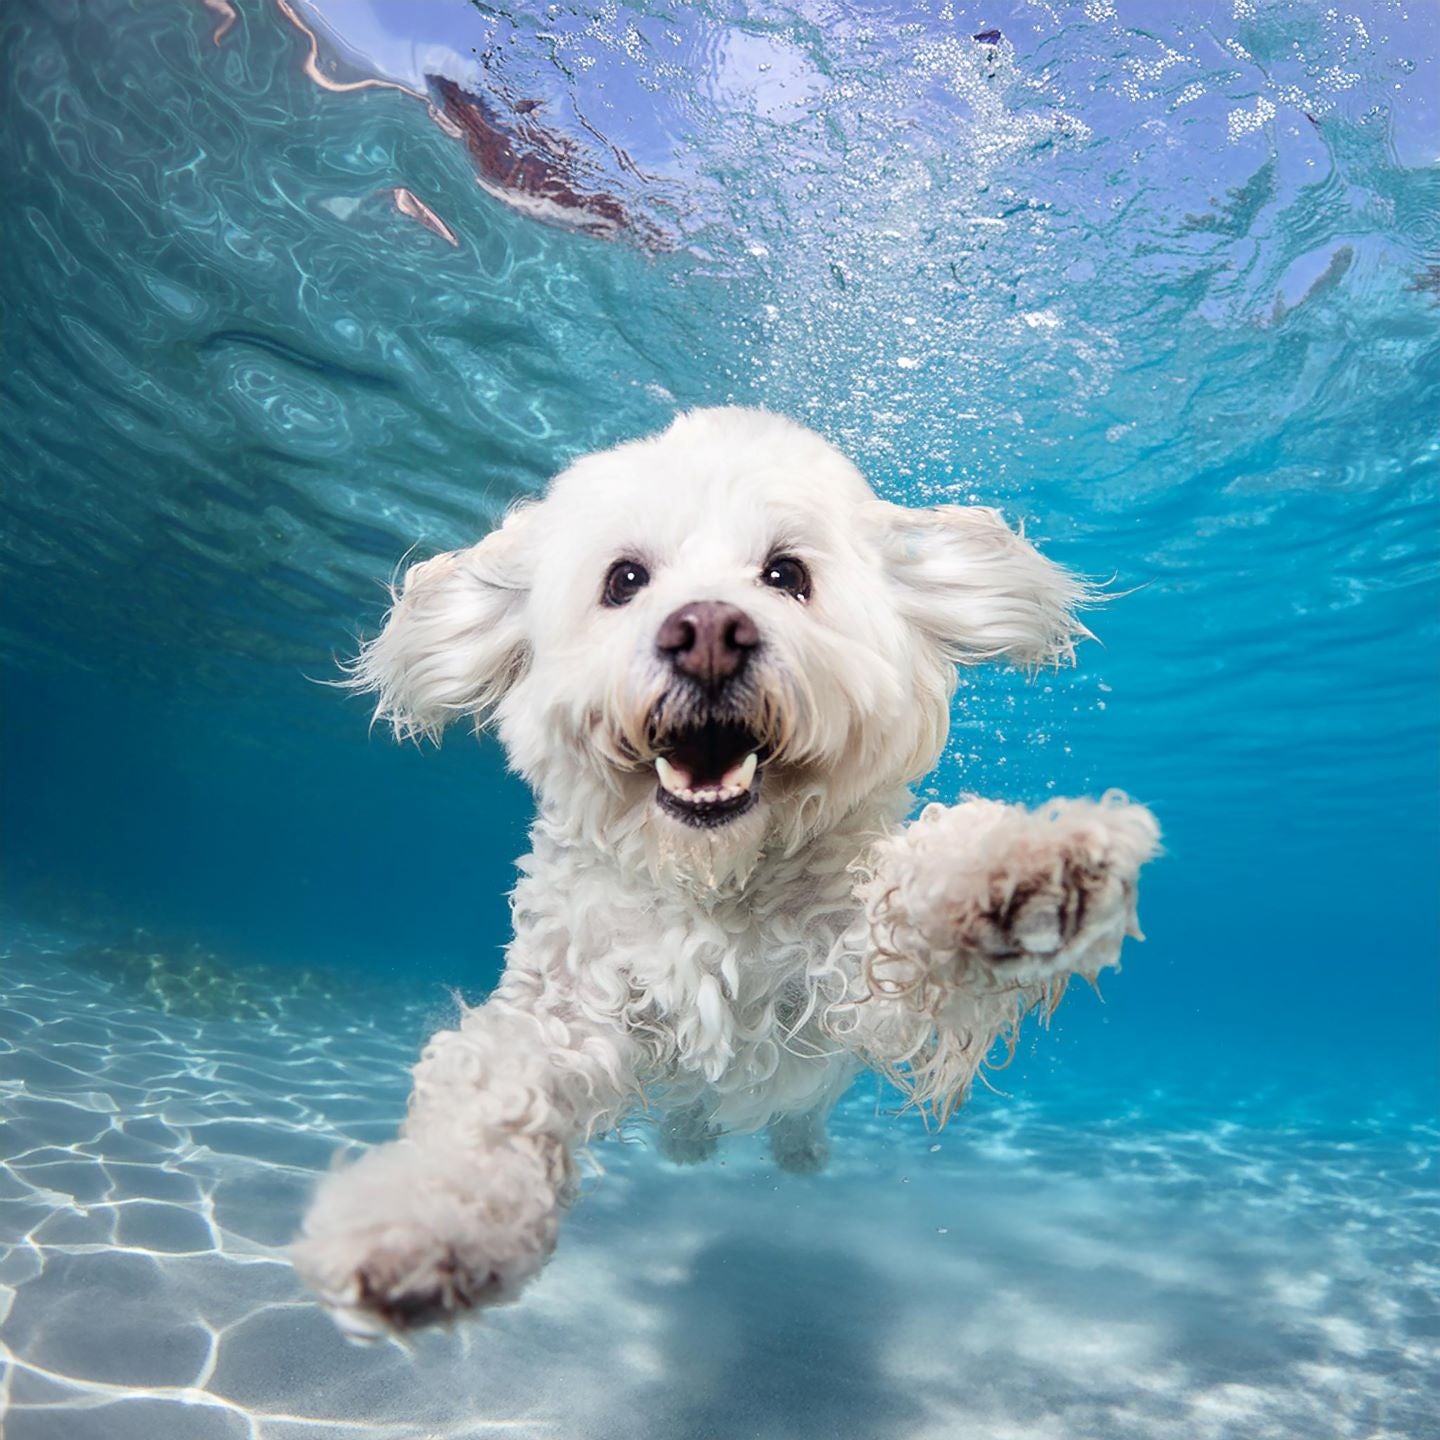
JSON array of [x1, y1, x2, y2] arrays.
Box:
[[1, 926, 1437, 1439]]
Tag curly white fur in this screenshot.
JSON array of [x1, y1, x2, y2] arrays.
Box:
[[292, 407, 1160, 1336]]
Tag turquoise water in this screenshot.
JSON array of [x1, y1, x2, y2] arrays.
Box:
[[2, 0, 1438, 1435]]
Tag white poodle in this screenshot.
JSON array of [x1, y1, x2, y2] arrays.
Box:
[[293, 407, 1159, 1337]]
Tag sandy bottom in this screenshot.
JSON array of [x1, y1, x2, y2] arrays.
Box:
[[1, 926, 1436, 1440]]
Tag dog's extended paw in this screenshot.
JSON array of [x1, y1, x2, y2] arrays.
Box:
[[864, 791, 1161, 994], [964, 846, 1130, 978], [292, 1136, 564, 1339]]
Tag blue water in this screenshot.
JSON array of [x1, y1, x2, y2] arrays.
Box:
[[1, 0, 1437, 1435]]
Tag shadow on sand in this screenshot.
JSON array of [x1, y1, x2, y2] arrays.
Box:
[[643, 1233, 923, 1439]]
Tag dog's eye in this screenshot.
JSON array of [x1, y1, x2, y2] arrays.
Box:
[[760, 555, 811, 603], [602, 559, 650, 607]]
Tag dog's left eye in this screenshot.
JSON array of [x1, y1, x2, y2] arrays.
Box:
[[603, 559, 650, 607], [761, 555, 811, 602]]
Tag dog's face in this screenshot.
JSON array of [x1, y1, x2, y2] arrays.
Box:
[[353, 409, 1088, 887]]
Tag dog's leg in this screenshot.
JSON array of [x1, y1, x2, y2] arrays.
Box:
[[767, 1105, 831, 1175], [655, 1099, 721, 1165], [861, 791, 1160, 994], [293, 992, 638, 1337], [830, 793, 1160, 1116]]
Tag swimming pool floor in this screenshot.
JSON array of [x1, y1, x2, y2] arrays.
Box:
[[1, 927, 1436, 1439]]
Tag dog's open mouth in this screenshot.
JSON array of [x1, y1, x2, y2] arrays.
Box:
[[653, 720, 764, 828]]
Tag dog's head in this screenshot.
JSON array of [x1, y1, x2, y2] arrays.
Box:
[[351, 409, 1091, 887]]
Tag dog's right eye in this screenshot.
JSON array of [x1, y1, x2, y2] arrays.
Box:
[[602, 559, 650, 607]]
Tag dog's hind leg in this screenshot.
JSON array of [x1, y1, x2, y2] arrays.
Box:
[[655, 1100, 721, 1165], [768, 1105, 832, 1175]]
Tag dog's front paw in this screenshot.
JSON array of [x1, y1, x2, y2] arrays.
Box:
[[965, 843, 1130, 979], [865, 792, 1161, 995], [292, 1136, 564, 1338]]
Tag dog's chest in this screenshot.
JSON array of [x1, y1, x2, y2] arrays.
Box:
[[511, 844, 861, 1097]]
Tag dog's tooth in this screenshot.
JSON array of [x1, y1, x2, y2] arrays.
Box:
[[721, 752, 759, 792], [656, 756, 690, 796]]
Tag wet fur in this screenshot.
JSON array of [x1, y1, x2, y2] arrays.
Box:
[[292, 408, 1159, 1337]]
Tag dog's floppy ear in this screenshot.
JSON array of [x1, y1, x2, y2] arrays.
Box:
[[872, 502, 1094, 667], [347, 504, 537, 741]]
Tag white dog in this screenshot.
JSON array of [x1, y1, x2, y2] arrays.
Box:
[[293, 407, 1159, 1337]]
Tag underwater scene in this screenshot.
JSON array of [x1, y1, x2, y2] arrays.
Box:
[[2, 0, 1438, 1435]]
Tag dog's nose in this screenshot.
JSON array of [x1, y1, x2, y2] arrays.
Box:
[[657, 601, 759, 685]]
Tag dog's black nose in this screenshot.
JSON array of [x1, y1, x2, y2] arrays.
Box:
[[657, 601, 759, 686]]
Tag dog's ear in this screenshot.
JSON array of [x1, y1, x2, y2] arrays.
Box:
[[347, 505, 537, 741], [871, 502, 1094, 667]]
